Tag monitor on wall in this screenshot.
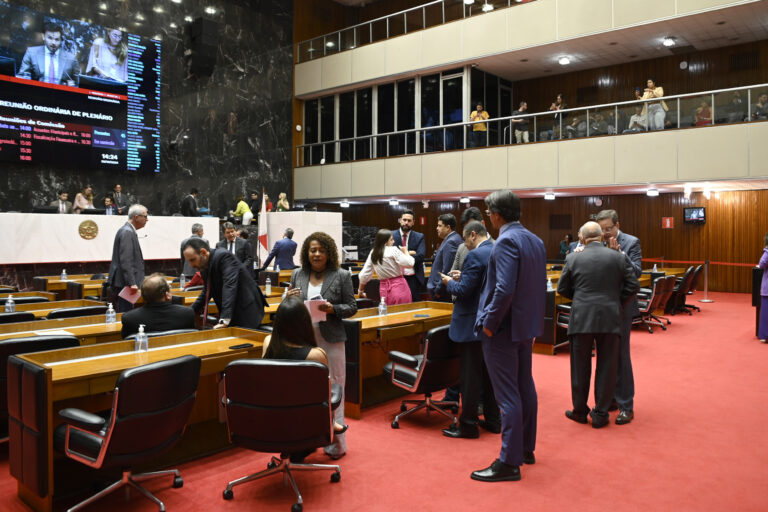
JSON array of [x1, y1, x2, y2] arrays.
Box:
[[683, 206, 706, 224], [0, 2, 160, 172]]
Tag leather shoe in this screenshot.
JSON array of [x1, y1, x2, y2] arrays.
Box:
[[442, 424, 479, 439], [608, 400, 619, 412], [591, 416, 609, 429], [523, 451, 535, 465], [478, 420, 501, 434], [471, 459, 521, 482], [616, 410, 634, 425], [565, 410, 588, 424]]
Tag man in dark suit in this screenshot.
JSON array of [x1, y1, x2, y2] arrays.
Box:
[[557, 221, 639, 428], [441, 221, 500, 439], [261, 228, 297, 270], [106, 204, 147, 312], [216, 222, 254, 271], [50, 190, 72, 213], [181, 188, 200, 217], [180, 223, 206, 277], [17, 22, 79, 85], [596, 209, 642, 425], [472, 190, 545, 483], [427, 213, 462, 301], [392, 209, 425, 302], [112, 184, 127, 214], [120, 273, 196, 338], [182, 237, 266, 329]]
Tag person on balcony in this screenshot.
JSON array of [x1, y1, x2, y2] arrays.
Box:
[[641, 78, 667, 131]]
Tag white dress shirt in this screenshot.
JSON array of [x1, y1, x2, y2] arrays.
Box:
[[359, 245, 414, 286]]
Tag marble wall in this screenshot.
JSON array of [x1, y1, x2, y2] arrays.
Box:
[[0, 0, 294, 216]]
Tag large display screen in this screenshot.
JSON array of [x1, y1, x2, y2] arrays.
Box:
[[0, 2, 160, 172]]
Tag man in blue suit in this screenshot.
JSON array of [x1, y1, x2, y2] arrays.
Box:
[[261, 228, 297, 270], [17, 22, 80, 85], [596, 209, 642, 425], [427, 213, 462, 301], [472, 190, 546, 483], [392, 210, 425, 302], [441, 221, 500, 439]]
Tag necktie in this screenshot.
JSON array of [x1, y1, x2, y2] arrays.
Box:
[[48, 51, 55, 83], [229, 242, 234, 254], [402, 232, 408, 248], [60, 201, 65, 213]]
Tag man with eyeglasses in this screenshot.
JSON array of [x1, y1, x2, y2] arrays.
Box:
[[595, 209, 642, 425], [107, 204, 148, 312]]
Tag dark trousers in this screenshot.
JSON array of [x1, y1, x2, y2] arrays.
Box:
[[570, 333, 620, 421], [404, 275, 422, 303], [615, 304, 635, 411], [459, 341, 500, 428], [482, 336, 537, 467], [109, 287, 135, 313]]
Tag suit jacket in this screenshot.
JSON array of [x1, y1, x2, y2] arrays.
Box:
[[427, 231, 462, 300], [392, 229, 425, 284], [216, 237, 254, 271], [181, 194, 199, 217], [104, 204, 119, 216], [120, 301, 196, 338], [49, 199, 72, 214], [556, 241, 639, 335], [262, 237, 297, 270], [106, 222, 144, 289], [616, 230, 642, 317], [113, 193, 128, 213], [475, 222, 546, 342], [446, 239, 493, 342], [290, 267, 357, 343], [191, 248, 266, 328], [18, 46, 80, 84]]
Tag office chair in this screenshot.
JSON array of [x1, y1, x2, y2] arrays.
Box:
[[90, 274, 107, 280], [382, 325, 460, 429], [5, 296, 49, 305], [257, 270, 279, 286], [221, 359, 342, 511], [0, 285, 17, 292], [363, 279, 380, 302], [47, 305, 108, 319], [667, 266, 696, 315], [633, 276, 675, 333], [54, 355, 201, 512], [0, 312, 36, 324], [683, 265, 703, 313], [0, 335, 79, 443]]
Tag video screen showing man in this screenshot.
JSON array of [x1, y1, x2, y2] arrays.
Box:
[[17, 22, 79, 85]]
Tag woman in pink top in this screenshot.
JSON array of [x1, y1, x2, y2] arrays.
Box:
[[358, 229, 414, 305], [73, 185, 94, 214]]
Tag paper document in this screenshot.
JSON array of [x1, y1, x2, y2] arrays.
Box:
[[305, 299, 327, 323], [33, 330, 73, 336], [118, 286, 141, 304]]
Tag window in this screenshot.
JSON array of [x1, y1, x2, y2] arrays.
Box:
[[395, 79, 415, 155], [356, 88, 372, 159], [421, 73, 440, 152], [320, 95, 335, 163], [304, 99, 318, 165], [339, 92, 354, 161], [377, 83, 395, 157]]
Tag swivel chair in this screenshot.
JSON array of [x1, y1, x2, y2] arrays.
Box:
[[0, 312, 36, 324], [47, 305, 108, 319]]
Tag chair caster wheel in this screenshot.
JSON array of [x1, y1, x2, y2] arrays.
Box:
[[292, 503, 303, 512], [267, 461, 278, 469], [391, 421, 399, 429], [451, 406, 459, 414], [223, 489, 234, 500], [172, 476, 183, 488], [400, 403, 407, 412], [330, 472, 341, 483]]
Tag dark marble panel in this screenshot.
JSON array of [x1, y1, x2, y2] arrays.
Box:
[[0, 0, 294, 217]]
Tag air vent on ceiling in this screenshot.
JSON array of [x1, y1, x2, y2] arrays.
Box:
[[668, 45, 697, 55], [729, 50, 758, 71]]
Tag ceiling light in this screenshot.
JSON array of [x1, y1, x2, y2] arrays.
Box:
[[153, 34, 162, 41], [683, 184, 692, 199], [460, 197, 470, 204], [170, 22, 178, 28], [646, 188, 659, 197], [464, 0, 475, 4], [153, 6, 164, 13], [703, 188, 711, 200], [172, 0, 182, 3], [389, 199, 399, 206], [482, 2, 494, 12], [204, 6, 216, 14], [136, 13, 145, 20], [663, 37, 676, 47], [184, 15, 193, 22], [558, 56, 570, 65], [544, 192, 555, 201], [340, 201, 349, 208], [99, 2, 107, 10]]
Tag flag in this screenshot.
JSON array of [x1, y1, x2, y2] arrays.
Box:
[[258, 188, 268, 265]]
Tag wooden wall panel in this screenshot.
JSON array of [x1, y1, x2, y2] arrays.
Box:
[[318, 188, 768, 293]]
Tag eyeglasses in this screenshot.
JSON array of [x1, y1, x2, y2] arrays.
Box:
[[485, 209, 492, 216]]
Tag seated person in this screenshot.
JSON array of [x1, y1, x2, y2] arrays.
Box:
[[623, 106, 647, 133], [121, 273, 196, 338], [262, 296, 347, 434], [726, 91, 746, 123], [17, 22, 80, 85], [589, 113, 609, 135], [752, 93, 768, 121], [229, 195, 253, 225], [565, 116, 586, 138], [104, 196, 119, 215], [694, 101, 712, 126]]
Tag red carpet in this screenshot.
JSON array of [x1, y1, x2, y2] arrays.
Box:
[[1, 291, 766, 511]]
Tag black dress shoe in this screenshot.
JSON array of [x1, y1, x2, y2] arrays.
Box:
[[591, 417, 609, 429], [478, 420, 501, 434], [442, 424, 479, 439], [616, 410, 634, 425], [608, 401, 619, 412], [522, 451, 535, 465], [565, 410, 588, 424], [471, 459, 521, 482]]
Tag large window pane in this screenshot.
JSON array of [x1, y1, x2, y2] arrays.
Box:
[[304, 99, 318, 165], [320, 95, 335, 163], [394, 79, 415, 156], [356, 88, 372, 159], [377, 83, 395, 157], [443, 75, 463, 150], [484, 74, 498, 146], [421, 74, 440, 152], [339, 92, 354, 161]]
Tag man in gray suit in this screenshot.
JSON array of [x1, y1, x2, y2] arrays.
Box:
[[107, 204, 147, 312], [596, 209, 642, 425], [180, 223, 206, 278], [557, 222, 638, 428], [50, 190, 72, 213], [17, 22, 80, 85]]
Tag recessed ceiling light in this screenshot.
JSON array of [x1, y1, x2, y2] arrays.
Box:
[[464, 0, 475, 4], [646, 189, 659, 197], [340, 201, 350, 208], [184, 16, 193, 22], [172, 0, 182, 3], [170, 22, 178, 28], [389, 199, 399, 206], [558, 56, 570, 65], [460, 197, 470, 203], [153, 6, 164, 13], [204, 6, 217, 15], [544, 192, 556, 201], [663, 36, 676, 47]]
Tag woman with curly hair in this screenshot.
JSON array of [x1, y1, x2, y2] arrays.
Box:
[[286, 232, 357, 459]]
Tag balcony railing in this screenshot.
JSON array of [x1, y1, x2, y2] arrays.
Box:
[[296, 84, 768, 167], [296, 0, 536, 64]]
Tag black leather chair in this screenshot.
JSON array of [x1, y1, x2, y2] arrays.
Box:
[[85, 282, 109, 302], [382, 325, 460, 429], [90, 273, 107, 280], [5, 296, 50, 305], [0, 312, 36, 324], [47, 305, 108, 319], [124, 328, 198, 341], [54, 355, 201, 511], [363, 279, 380, 302], [185, 285, 204, 292], [355, 297, 375, 310], [633, 276, 675, 333], [0, 335, 79, 442], [0, 285, 17, 292], [257, 270, 279, 286], [220, 359, 342, 511], [682, 264, 703, 313], [667, 266, 695, 315]]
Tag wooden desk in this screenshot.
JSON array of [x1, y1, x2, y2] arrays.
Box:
[[10, 327, 267, 512], [33, 276, 104, 293], [0, 291, 57, 301], [342, 301, 453, 419], [0, 314, 124, 344], [14, 300, 105, 318]]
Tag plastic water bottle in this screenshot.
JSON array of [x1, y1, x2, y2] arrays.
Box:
[[378, 297, 387, 316], [60, 269, 67, 281], [652, 263, 658, 272], [105, 303, 116, 324], [275, 263, 280, 271], [265, 277, 272, 295], [546, 277, 554, 292], [4, 294, 14, 313], [179, 274, 186, 289], [135, 324, 149, 352]]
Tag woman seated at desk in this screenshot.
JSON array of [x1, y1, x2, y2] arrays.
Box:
[[357, 228, 414, 305]]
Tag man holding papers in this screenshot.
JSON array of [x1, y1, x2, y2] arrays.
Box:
[[107, 204, 147, 312]]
